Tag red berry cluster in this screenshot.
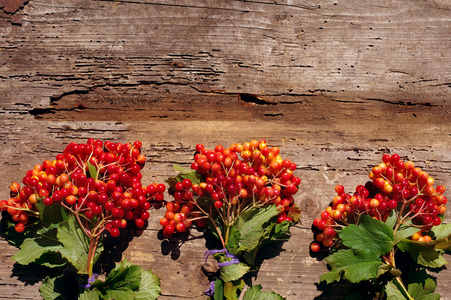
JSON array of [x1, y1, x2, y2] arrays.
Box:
[[0, 139, 165, 237], [160, 140, 301, 238], [311, 154, 447, 252]]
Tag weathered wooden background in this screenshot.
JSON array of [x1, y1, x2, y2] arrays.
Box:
[[0, 0, 450, 299]]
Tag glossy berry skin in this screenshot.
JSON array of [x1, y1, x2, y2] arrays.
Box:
[[310, 242, 321, 253]]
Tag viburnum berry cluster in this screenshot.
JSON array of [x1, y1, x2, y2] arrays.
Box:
[[160, 140, 300, 242], [311, 153, 447, 252], [310, 153, 449, 300], [0, 139, 165, 278], [163, 140, 301, 299]]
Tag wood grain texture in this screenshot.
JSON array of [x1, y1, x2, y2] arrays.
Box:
[[0, 0, 450, 299]]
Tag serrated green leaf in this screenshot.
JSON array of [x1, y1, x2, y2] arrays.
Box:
[[226, 226, 241, 255], [321, 249, 382, 284], [220, 262, 250, 282], [340, 215, 394, 256], [242, 284, 285, 300], [87, 162, 97, 180], [431, 223, 451, 240], [35, 201, 67, 229], [135, 268, 161, 300], [386, 268, 441, 300], [12, 227, 62, 266], [223, 279, 245, 300], [39, 275, 80, 300], [430, 223, 451, 251], [394, 224, 420, 244], [386, 280, 407, 300], [79, 289, 101, 300], [407, 269, 441, 300], [34, 250, 67, 268], [57, 214, 103, 274], [397, 239, 448, 268], [101, 259, 141, 294], [377, 263, 392, 278], [103, 289, 136, 300], [416, 249, 448, 269], [234, 205, 279, 254]]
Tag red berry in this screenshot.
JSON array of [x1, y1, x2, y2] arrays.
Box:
[[163, 225, 175, 237], [15, 223, 25, 233], [110, 228, 120, 238], [160, 217, 169, 227], [135, 218, 145, 228], [176, 222, 187, 232], [310, 242, 321, 253], [432, 217, 441, 226], [43, 197, 53, 206]]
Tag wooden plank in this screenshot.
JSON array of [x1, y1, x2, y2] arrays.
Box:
[[0, 0, 450, 299]]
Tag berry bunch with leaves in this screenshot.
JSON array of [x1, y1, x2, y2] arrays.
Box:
[[311, 154, 450, 299], [163, 140, 301, 299], [0, 139, 162, 299]]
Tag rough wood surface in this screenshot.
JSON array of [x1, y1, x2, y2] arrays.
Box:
[[0, 0, 450, 299]]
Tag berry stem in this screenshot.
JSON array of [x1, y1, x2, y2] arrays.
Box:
[[86, 234, 100, 278], [394, 276, 414, 300], [238, 285, 249, 300]]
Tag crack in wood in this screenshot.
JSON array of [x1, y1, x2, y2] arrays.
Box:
[[239, 93, 276, 105], [365, 98, 437, 107]]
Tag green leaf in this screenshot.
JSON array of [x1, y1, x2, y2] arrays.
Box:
[[242, 247, 260, 268], [172, 164, 191, 173], [416, 250, 448, 268], [79, 289, 101, 300], [386, 280, 407, 300], [385, 209, 397, 229], [57, 214, 103, 274], [340, 215, 394, 256], [430, 223, 451, 240], [377, 263, 393, 277], [39, 275, 80, 300], [34, 250, 67, 268], [35, 201, 67, 229], [397, 239, 448, 268], [87, 162, 97, 179], [135, 268, 161, 300], [214, 278, 224, 300], [234, 205, 279, 254], [320, 249, 382, 284], [12, 227, 62, 266], [226, 226, 241, 255], [242, 284, 286, 300], [407, 269, 440, 300], [166, 164, 202, 189], [99, 258, 141, 299], [223, 279, 245, 300], [429, 223, 451, 250], [3, 213, 34, 247], [386, 268, 440, 300], [394, 224, 421, 245], [271, 221, 292, 240], [220, 262, 250, 282]]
